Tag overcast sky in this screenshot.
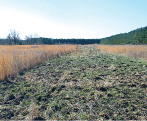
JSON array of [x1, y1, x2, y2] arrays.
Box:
[[0, 0, 147, 39]]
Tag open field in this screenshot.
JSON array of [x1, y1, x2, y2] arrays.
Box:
[[97, 45, 147, 60], [0, 45, 77, 81], [0, 46, 147, 120]]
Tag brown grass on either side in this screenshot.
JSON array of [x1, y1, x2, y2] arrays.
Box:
[[0, 45, 77, 81]]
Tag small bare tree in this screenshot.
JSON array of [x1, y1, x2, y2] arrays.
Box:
[[25, 33, 40, 45], [25, 34, 33, 44]]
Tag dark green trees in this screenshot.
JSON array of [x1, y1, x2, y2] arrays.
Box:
[[100, 26, 147, 45]]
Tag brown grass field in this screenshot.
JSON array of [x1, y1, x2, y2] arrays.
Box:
[[0, 45, 77, 81], [97, 45, 147, 60]]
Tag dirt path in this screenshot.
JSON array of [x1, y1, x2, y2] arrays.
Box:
[[0, 46, 147, 120]]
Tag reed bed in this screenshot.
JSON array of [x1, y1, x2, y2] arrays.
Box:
[[0, 45, 77, 81], [97, 45, 147, 60]]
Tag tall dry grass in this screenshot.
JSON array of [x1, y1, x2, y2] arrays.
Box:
[[0, 45, 77, 81], [97, 45, 147, 60]]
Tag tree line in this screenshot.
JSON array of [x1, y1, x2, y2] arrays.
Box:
[[1, 26, 147, 45], [35, 38, 101, 45], [0, 30, 101, 45]]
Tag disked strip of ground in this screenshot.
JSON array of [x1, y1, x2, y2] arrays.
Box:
[[0, 46, 147, 120]]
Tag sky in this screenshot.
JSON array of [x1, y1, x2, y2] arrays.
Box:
[[0, 0, 147, 39]]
